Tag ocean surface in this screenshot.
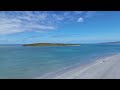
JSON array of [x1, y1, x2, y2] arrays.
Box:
[[0, 44, 120, 79]]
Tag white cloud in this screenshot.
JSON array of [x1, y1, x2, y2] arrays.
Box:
[[0, 11, 89, 35], [77, 17, 84, 23], [0, 18, 55, 35], [77, 11, 96, 23], [0, 11, 56, 35]]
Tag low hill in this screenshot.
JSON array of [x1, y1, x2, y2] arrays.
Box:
[[23, 43, 80, 46]]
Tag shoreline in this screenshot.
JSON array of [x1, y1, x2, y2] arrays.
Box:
[[36, 53, 120, 79]]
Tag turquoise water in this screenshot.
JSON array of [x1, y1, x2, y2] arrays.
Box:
[[0, 44, 120, 79]]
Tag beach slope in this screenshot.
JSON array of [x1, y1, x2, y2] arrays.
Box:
[[39, 54, 120, 79]]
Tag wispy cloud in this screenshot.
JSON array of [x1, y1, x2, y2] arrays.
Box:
[[74, 11, 83, 14], [85, 11, 96, 18], [77, 11, 96, 23], [0, 11, 95, 35], [0, 11, 56, 35]]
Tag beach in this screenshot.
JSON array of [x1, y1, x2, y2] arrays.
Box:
[[37, 54, 120, 79]]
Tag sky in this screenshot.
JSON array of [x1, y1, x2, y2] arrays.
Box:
[[0, 11, 120, 44]]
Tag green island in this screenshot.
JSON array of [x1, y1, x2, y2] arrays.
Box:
[[23, 43, 80, 46]]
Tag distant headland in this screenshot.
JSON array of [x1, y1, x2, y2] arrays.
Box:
[[100, 41, 120, 44], [23, 43, 80, 46]]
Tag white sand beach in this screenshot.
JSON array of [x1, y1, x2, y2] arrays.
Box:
[[37, 54, 120, 79]]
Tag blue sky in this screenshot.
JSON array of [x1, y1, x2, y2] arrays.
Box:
[[0, 11, 120, 44]]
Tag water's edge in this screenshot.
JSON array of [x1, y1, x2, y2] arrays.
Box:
[[35, 53, 119, 79]]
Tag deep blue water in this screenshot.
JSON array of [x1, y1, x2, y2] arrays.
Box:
[[0, 44, 120, 79]]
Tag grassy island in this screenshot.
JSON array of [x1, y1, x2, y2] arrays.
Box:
[[23, 43, 80, 46]]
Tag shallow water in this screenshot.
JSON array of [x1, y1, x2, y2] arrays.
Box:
[[0, 44, 120, 79]]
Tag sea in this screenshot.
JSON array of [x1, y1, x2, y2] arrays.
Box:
[[0, 44, 120, 79]]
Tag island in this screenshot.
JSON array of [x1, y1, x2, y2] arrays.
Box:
[[107, 42, 120, 44], [23, 43, 80, 46], [100, 41, 120, 44]]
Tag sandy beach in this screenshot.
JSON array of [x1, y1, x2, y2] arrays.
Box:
[[37, 54, 120, 79]]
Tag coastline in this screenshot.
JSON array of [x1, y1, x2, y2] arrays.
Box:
[[36, 53, 120, 79]]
